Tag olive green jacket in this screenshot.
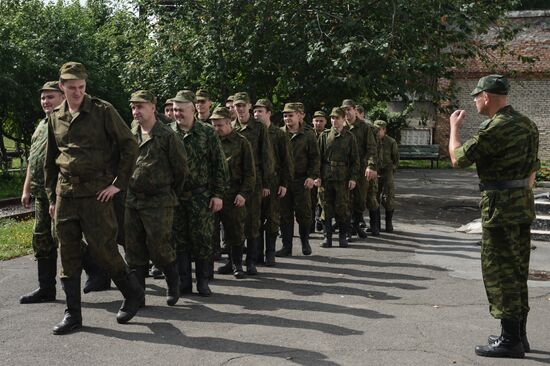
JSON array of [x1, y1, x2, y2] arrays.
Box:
[[282, 125, 320, 180], [319, 127, 360, 182], [220, 130, 256, 201]]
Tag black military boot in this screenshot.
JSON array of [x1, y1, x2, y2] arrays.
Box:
[[52, 276, 82, 335], [256, 230, 266, 265], [385, 210, 394, 233], [176, 251, 193, 295], [217, 257, 233, 274], [298, 224, 312, 255], [316, 219, 324, 232], [195, 259, 212, 297], [161, 261, 180, 306], [20, 256, 57, 304], [231, 246, 245, 279], [265, 233, 277, 266], [113, 269, 145, 324], [488, 316, 530, 353], [275, 223, 293, 257], [133, 265, 147, 308], [321, 218, 333, 248], [245, 238, 258, 275], [149, 264, 164, 279], [354, 213, 368, 239], [82, 248, 111, 293], [369, 210, 380, 236], [338, 221, 349, 248], [475, 319, 525, 358]]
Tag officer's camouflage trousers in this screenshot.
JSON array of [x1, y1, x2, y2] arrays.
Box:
[[124, 205, 176, 268], [481, 223, 531, 320], [323, 181, 350, 224], [280, 178, 312, 227], [366, 176, 379, 210], [377, 168, 395, 211], [172, 191, 214, 260], [33, 196, 57, 259], [261, 183, 281, 235]]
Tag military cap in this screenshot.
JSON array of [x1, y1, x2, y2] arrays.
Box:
[[164, 98, 174, 106], [470, 74, 509, 96], [39, 81, 62, 93], [59, 62, 88, 80], [233, 92, 251, 105], [341, 99, 356, 108], [172, 89, 196, 103], [254, 98, 273, 112], [226, 94, 235, 103], [294, 102, 305, 113], [210, 106, 232, 120], [329, 107, 345, 118], [313, 110, 327, 118], [196, 89, 211, 101], [283, 103, 300, 113], [356, 105, 365, 113], [129, 90, 157, 104], [373, 120, 387, 128]]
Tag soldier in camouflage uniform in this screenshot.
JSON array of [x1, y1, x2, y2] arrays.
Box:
[[195, 89, 212, 123], [312, 111, 328, 232], [449, 75, 539, 358], [276, 103, 320, 257], [45, 62, 143, 334], [253, 98, 293, 266], [374, 120, 399, 233], [211, 107, 255, 278], [170, 90, 228, 296], [124, 90, 188, 306], [316, 107, 360, 248], [233, 92, 274, 274], [164, 99, 174, 121], [225, 95, 237, 121]]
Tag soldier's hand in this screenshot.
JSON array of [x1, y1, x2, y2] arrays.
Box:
[[210, 197, 223, 213], [365, 168, 377, 180], [314, 178, 322, 187], [348, 180, 356, 190], [304, 178, 315, 190], [450, 109, 466, 129], [234, 194, 246, 207], [262, 188, 271, 198], [97, 185, 121, 202], [277, 186, 287, 198], [21, 192, 31, 209], [49, 204, 56, 219]]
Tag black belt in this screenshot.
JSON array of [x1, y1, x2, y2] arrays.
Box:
[[180, 185, 208, 200], [479, 178, 530, 191]]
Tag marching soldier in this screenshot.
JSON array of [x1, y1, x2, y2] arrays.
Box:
[[311, 110, 328, 232]]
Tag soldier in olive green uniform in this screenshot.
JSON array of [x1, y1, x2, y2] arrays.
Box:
[[366, 121, 383, 236], [233, 92, 274, 274], [170, 90, 228, 296], [449, 75, 539, 358], [312, 110, 328, 232], [253, 98, 293, 266], [124, 90, 189, 306], [195, 89, 212, 123], [374, 120, 399, 232], [341, 99, 378, 239], [211, 107, 256, 278], [45, 62, 143, 334], [316, 107, 360, 248], [276, 103, 320, 257]]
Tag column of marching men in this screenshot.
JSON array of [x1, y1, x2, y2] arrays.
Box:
[[19, 62, 399, 335]]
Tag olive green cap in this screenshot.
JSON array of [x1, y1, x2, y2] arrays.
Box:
[[164, 98, 174, 106], [341, 99, 356, 108], [373, 120, 387, 128], [210, 106, 232, 120], [39, 81, 62, 93], [470, 74, 509, 96], [313, 110, 327, 118], [294, 102, 305, 113], [330, 107, 345, 118], [226, 95, 235, 103], [59, 62, 88, 80], [254, 98, 273, 111], [196, 89, 211, 101], [233, 92, 251, 105], [282, 103, 300, 113], [172, 89, 196, 103], [129, 90, 156, 104], [356, 105, 365, 113]]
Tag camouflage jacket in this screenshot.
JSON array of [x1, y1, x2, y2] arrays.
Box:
[[28, 118, 49, 198], [282, 125, 320, 180], [45, 94, 138, 203], [380, 135, 399, 171], [170, 120, 228, 199], [267, 123, 294, 189], [454, 105, 540, 227], [234, 117, 274, 189], [126, 120, 189, 209], [345, 118, 378, 171], [319, 127, 360, 182], [220, 130, 256, 201]]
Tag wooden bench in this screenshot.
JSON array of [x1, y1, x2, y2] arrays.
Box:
[[398, 144, 440, 168]]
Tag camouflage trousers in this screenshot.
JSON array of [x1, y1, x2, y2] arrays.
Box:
[[377, 168, 395, 211], [124, 205, 176, 268], [280, 178, 312, 227], [261, 183, 282, 235], [481, 223, 531, 320], [323, 181, 351, 224], [317, 186, 326, 221], [172, 191, 214, 260], [33, 196, 57, 259], [366, 176, 379, 210], [351, 174, 367, 216], [55, 196, 127, 279], [219, 191, 246, 249], [244, 183, 262, 240], [113, 190, 126, 246]]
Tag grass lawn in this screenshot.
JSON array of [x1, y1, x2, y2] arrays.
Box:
[[399, 159, 453, 169], [0, 172, 25, 199], [0, 218, 33, 260]]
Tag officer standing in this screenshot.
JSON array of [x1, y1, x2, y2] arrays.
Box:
[[211, 106, 255, 278], [124, 90, 188, 306], [311, 110, 328, 232], [45, 62, 142, 334], [449, 75, 539, 358], [316, 107, 360, 248]]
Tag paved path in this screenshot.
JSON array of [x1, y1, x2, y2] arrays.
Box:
[[1, 169, 549, 365]]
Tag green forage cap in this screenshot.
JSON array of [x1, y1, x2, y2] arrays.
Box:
[[164, 98, 174, 106], [282, 103, 300, 113], [39, 81, 62, 93], [254, 98, 273, 111], [226, 94, 235, 103], [470, 74, 509, 96], [233, 92, 251, 105], [196, 89, 211, 101], [294, 102, 305, 113], [373, 120, 387, 128], [313, 110, 327, 118], [356, 105, 365, 113], [129, 90, 156, 104], [172, 89, 196, 103], [341, 99, 356, 108], [330, 107, 345, 118], [59, 62, 88, 80], [210, 106, 232, 120]]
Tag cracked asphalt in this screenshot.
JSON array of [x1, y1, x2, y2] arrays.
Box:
[[1, 168, 549, 365]]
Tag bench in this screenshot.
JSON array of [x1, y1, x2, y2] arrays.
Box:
[[398, 144, 440, 168]]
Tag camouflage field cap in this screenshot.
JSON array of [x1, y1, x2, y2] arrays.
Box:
[[356, 105, 365, 113], [374, 120, 387, 128], [129, 90, 157, 104], [283, 103, 300, 113], [294, 102, 305, 113], [210, 106, 232, 120], [164, 98, 174, 106], [172, 89, 196, 103], [196, 89, 211, 101], [470, 74, 509, 96], [59, 62, 88, 80], [39, 81, 62, 93], [341, 99, 356, 108], [313, 110, 327, 118], [226, 94, 235, 103], [330, 107, 345, 118], [254, 98, 273, 111], [233, 92, 251, 105]]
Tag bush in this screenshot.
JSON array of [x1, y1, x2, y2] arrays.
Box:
[[367, 102, 409, 143]]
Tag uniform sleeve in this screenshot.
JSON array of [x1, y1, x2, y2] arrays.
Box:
[[279, 132, 294, 187], [391, 139, 399, 170], [307, 132, 321, 179], [366, 126, 378, 170], [260, 124, 275, 189], [349, 134, 361, 182], [168, 132, 189, 197], [44, 117, 59, 204], [209, 131, 229, 199], [239, 139, 256, 200]]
